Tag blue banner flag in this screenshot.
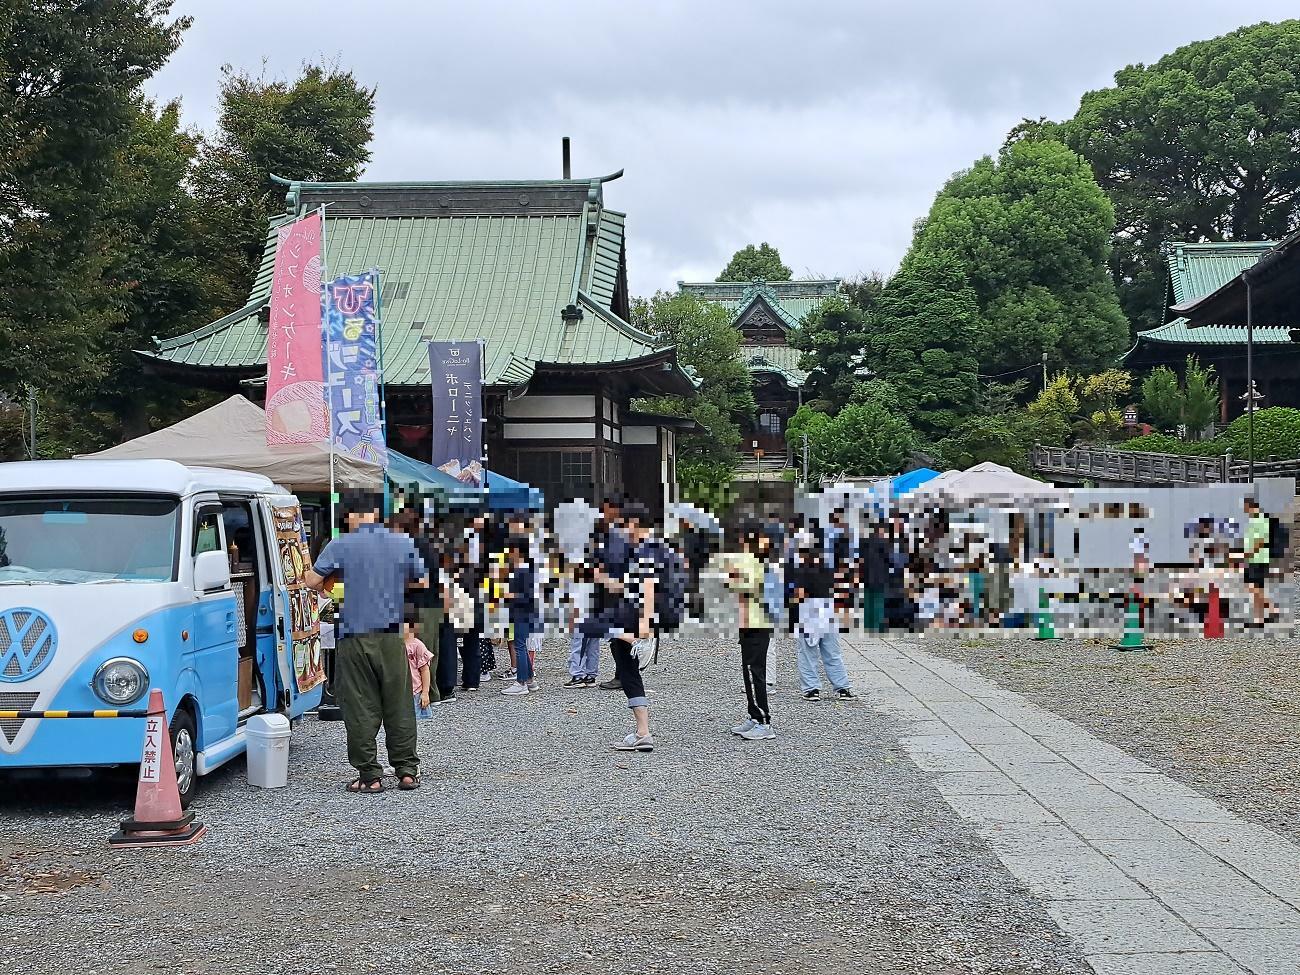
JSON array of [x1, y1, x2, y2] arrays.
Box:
[[323, 271, 387, 466], [428, 341, 484, 487]]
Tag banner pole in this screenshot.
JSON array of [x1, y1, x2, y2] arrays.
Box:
[[374, 265, 390, 518], [319, 204, 338, 539], [480, 337, 487, 510]]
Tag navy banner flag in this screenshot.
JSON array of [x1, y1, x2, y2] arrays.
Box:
[[428, 341, 484, 487], [323, 271, 387, 466]]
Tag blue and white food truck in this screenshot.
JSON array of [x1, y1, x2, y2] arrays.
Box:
[[0, 459, 324, 803]]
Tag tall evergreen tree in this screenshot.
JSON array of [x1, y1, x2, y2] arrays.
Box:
[[632, 291, 755, 465], [906, 138, 1129, 379], [196, 63, 376, 302], [790, 295, 870, 411], [1061, 21, 1300, 332], [864, 253, 980, 440], [0, 1, 187, 411], [717, 242, 792, 282]]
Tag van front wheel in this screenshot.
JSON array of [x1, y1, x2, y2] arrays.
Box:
[[169, 708, 197, 809]]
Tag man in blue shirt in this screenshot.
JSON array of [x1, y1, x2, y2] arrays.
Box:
[[306, 493, 427, 793]]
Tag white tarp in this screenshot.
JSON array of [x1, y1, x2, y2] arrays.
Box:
[[907, 462, 1063, 504], [80, 395, 382, 491]]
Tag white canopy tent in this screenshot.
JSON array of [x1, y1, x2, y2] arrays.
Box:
[[80, 394, 382, 492], [906, 462, 1063, 505]]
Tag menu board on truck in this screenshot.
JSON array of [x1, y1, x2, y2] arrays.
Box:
[[273, 504, 325, 693]]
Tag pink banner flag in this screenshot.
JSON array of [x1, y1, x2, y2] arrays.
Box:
[[265, 212, 328, 445]]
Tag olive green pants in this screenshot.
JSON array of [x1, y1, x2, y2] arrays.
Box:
[[416, 607, 443, 703], [336, 631, 418, 781]]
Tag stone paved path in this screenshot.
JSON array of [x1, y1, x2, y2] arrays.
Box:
[[842, 635, 1300, 975]]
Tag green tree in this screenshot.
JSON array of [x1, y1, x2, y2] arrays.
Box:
[[1061, 21, 1300, 332], [1183, 356, 1220, 437], [196, 62, 376, 301], [864, 252, 980, 440], [790, 295, 870, 411], [717, 242, 792, 282], [905, 138, 1129, 377], [632, 291, 755, 465], [786, 402, 914, 482], [1078, 368, 1134, 443], [76, 99, 230, 446], [1024, 373, 1079, 446], [839, 273, 885, 314], [1140, 366, 1183, 431], [937, 415, 1028, 472], [0, 1, 187, 432], [822, 401, 915, 478]]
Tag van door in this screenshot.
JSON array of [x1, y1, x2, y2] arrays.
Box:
[[188, 496, 238, 745], [257, 495, 325, 717]]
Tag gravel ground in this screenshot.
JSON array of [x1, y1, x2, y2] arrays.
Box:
[[0, 635, 1087, 975], [922, 634, 1300, 845]]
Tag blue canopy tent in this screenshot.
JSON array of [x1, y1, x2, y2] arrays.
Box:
[[485, 469, 544, 511], [891, 467, 941, 496], [385, 451, 543, 511]]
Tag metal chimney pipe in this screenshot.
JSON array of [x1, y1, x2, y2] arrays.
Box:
[[562, 136, 571, 179]]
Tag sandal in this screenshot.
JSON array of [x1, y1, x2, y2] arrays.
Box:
[[346, 777, 384, 794], [397, 774, 421, 791]]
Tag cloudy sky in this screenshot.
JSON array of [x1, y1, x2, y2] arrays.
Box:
[[149, 1, 1294, 297]]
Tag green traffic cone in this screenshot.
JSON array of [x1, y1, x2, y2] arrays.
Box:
[[1033, 587, 1059, 641], [1112, 593, 1148, 651]]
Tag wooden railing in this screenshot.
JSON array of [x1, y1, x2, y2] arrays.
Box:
[[1030, 445, 1232, 484]]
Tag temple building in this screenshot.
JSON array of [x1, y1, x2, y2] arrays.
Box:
[[139, 171, 696, 511], [677, 278, 840, 472], [1123, 241, 1300, 421]]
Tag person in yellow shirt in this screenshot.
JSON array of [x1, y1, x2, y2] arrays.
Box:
[[722, 524, 776, 741]]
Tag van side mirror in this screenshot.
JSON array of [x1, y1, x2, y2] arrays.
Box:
[[193, 550, 231, 593]]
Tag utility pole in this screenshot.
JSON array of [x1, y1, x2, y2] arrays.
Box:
[[26, 385, 36, 460], [1041, 351, 1048, 394], [802, 432, 810, 488]]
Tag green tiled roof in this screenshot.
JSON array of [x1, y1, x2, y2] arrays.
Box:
[[741, 344, 808, 387], [588, 209, 625, 312], [1133, 321, 1293, 345], [1129, 240, 1279, 354], [1165, 241, 1275, 306], [143, 175, 684, 391], [678, 278, 840, 328]]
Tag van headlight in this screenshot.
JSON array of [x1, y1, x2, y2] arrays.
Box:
[[93, 658, 148, 706]]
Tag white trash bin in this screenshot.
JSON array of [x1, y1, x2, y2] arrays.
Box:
[[245, 713, 292, 788]]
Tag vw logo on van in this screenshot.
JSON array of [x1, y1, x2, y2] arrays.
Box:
[[0, 608, 57, 682]]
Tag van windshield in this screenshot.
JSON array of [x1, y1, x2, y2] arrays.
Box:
[[0, 496, 181, 584]]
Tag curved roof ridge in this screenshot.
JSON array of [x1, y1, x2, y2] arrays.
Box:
[[576, 290, 658, 346]]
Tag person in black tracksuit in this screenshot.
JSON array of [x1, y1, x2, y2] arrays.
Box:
[[860, 524, 891, 634]]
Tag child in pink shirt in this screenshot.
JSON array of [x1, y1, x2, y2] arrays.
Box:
[[405, 623, 433, 719]]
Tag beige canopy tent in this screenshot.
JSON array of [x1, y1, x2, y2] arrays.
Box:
[[81, 394, 382, 491]]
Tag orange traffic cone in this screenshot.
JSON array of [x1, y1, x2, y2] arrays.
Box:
[[108, 689, 206, 849], [1204, 582, 1225, 639]]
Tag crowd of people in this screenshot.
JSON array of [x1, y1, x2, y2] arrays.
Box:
[[303, 489, 1286, 794]]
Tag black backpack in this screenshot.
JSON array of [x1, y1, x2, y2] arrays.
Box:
[[1268, 516, 1290, 559], [639, 539, 688, 633]]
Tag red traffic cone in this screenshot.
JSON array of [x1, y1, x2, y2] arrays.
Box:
[[108, 689, 206, 849], [1204, 582, 1225, 639]]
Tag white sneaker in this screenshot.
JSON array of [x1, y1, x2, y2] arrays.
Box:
[[739, 723, 776, 741], [501, 681, 529, 696], [527, 679, 539, 691], [480, 671, 494, 683], [611, 732, 654, 752], [731, 718, 757, 736]]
